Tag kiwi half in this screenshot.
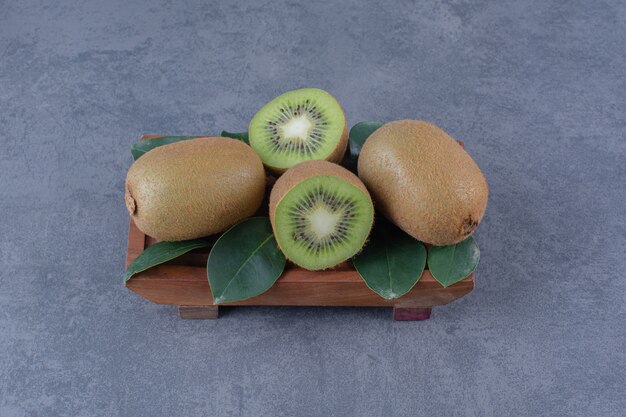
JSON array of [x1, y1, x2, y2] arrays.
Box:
[[270, 160, 374, 270], [249, 88, 348, 173]]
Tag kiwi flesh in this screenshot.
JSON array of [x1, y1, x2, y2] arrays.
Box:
[[249, 88, 348, 173], [270, 160, 374, 270]]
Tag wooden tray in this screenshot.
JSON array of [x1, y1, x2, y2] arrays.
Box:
[[125, 136, 474, 320]]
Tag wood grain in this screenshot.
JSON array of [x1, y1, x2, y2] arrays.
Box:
[[124, 135, 475, 315], [178, 305, 219, 319]]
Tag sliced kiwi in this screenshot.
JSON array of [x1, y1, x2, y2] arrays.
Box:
[[249, 88, 348, 173], [270, 160, 374, 270]]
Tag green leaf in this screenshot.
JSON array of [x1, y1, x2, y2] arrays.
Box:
[[207, 217, 286, 304], [427, 237, 480, 288], [353, 217, 427, 299], [343, 121, 383, 172], [349, 121, 383, 159], [131, 136, 195, 160], [221, 130, 249, 145], [123, 238, 211, 282]]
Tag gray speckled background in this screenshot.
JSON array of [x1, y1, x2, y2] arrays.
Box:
[[1, 0, 625, 416]]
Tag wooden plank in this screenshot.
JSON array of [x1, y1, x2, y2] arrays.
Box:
[[125, 263, 473, 308], [178, 305, 219, 319]]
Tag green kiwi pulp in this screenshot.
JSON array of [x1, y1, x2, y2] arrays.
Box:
[[274, 176, 374, 270], [249, 88, 347, 171]]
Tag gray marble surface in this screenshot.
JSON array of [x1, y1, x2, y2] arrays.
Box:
[[1, 1, 624, 416]]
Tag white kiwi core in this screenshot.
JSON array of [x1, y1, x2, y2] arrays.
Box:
[[310, 207, 341, 238], [280, 115, 312, 141]]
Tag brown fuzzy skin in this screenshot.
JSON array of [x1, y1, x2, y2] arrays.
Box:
[[325, 121, 349, 164], [358, 120, 489, 245], [125, 137, 266, 241], [269, 160, 373, 268]]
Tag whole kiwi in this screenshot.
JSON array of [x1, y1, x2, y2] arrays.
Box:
[[358, 120, 488, 245], [125, 137, 266, 241]]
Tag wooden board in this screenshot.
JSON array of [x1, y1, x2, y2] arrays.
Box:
[[124, 135, 474, 320]]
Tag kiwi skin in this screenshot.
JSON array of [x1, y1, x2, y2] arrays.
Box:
[[249, 88, 349, 175], [125, 137, 266, 241], [358, 120, 488, 246], [324, 122, 349, 166], [269, 160, 374, 269]]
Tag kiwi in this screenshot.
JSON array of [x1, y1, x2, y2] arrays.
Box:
[[249, 88, 348, 173], [358, 120, 488, 246], [125, 137, 266, 241], [269, 160, 374, 270]]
